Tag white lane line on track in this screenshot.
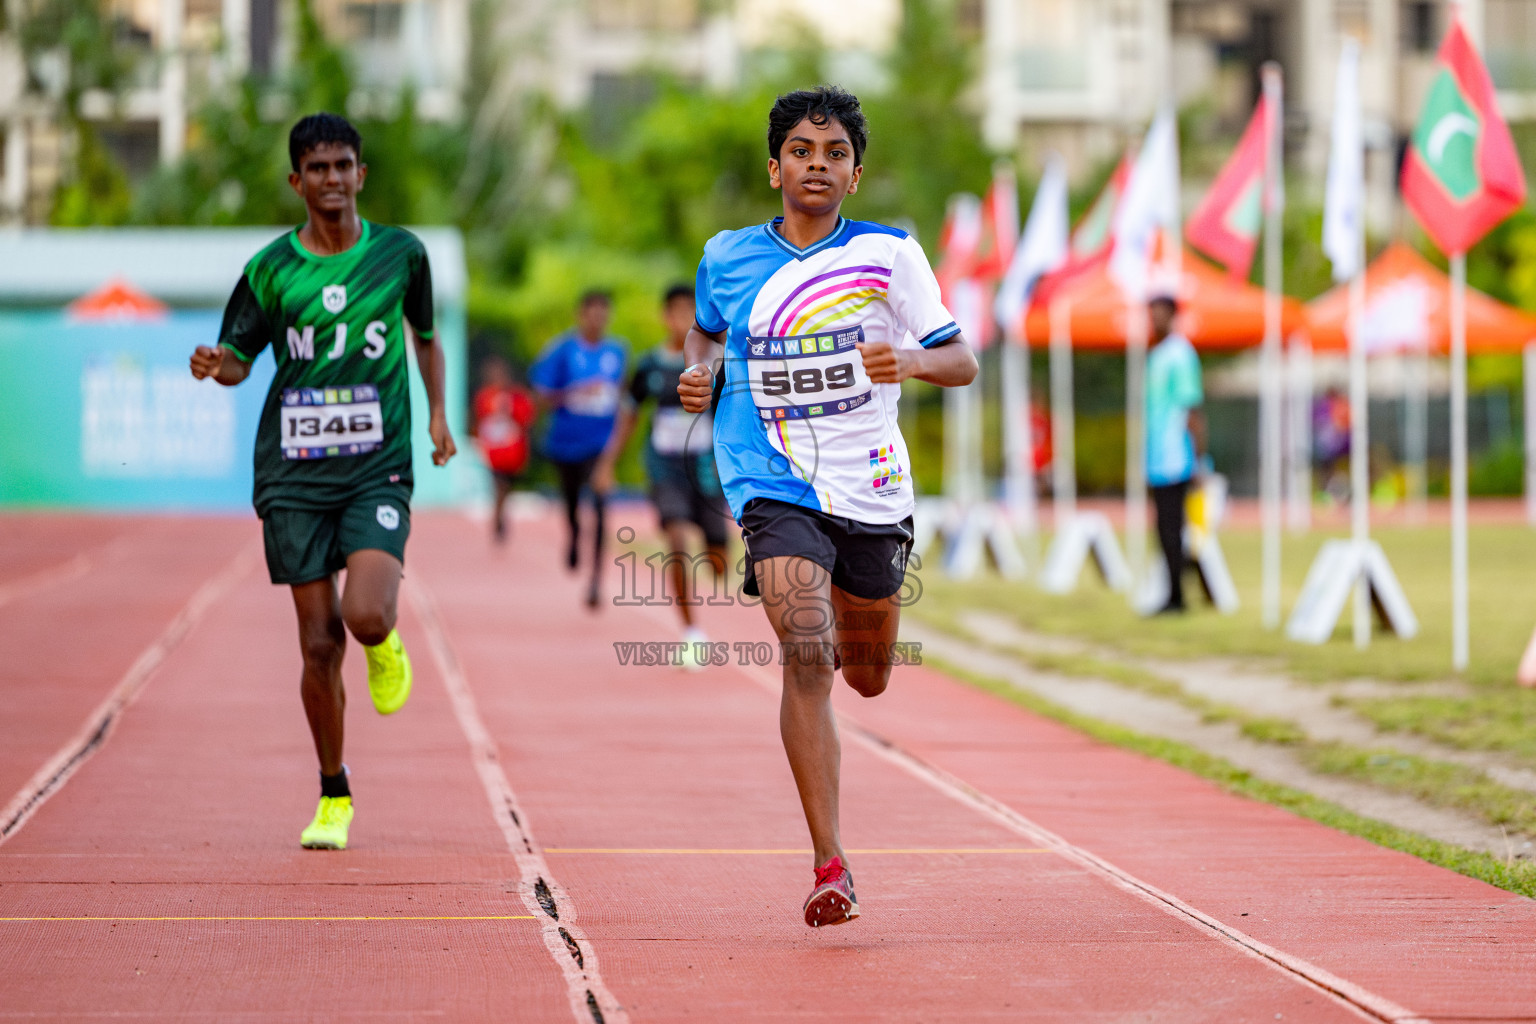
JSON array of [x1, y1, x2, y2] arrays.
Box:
[[730, 658, 1430, 1024], [0, 553, 93, 609], [407, 579, 629, 1024], [0, 544, 259, 844]]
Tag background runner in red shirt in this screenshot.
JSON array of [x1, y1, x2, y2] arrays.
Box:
[[470, 356, 535, 543]]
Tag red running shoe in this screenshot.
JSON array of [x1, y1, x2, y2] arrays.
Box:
[[803, 855, 859, 927]]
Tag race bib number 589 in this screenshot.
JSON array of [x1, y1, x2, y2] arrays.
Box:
[[280, 384, 385, 460], [744, 326, 872, 422]]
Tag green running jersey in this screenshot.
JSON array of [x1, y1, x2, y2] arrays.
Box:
[[218, 221, 434, 514]]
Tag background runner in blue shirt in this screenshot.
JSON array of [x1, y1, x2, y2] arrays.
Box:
[[528, 290, 627, 608]]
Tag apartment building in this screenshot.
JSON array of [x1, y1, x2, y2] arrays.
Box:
[[0, 0, 471, 224], [982, 0, 1536, 230]]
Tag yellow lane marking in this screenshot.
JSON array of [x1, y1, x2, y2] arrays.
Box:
[[0, 915, 536, 922], [543, 848, 1050, 855]]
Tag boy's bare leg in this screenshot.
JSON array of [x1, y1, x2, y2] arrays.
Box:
[[830, 586, 903, 698], [338, 549, 401, 647], [291, 578, 347, 777], [755, 555, 843, 868]]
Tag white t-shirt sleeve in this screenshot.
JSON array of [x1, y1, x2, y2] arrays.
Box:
[[887, 235, 961, 348]]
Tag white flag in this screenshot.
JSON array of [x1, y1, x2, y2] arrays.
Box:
[[1323, 38, 1364, 283], [1109, 104, 1181, 297], [994, 153, 1068, 330]]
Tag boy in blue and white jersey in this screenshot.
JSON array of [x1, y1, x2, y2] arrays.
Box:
[[678, 86, 978, 927]]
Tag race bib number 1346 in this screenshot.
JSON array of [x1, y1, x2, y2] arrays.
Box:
[[280, 384, 385, 460]]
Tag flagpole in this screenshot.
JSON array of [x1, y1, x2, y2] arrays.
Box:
[[1260, 63, 1284, 629], [1001, 327, 1037, 535], [1349, 258, 1370, 648], [1049, 296, 1076, 524], [1287, 336, 1313, 531], [1406, 342, 1429, 523], [1451, 251, 1469, 670], [1525, 341, 1536, 526]]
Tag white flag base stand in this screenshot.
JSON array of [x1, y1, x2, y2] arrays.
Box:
[[1133, 530, 1241, 615], [914, 498, 1027, 580], [913, 496, 962, 563], [944, 501, 1027, 579], [1286, 539, 1419, 644], [1039, 511, 1133, 593]]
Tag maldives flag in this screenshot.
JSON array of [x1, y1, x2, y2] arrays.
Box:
[[1186, 95, 1270, 278], [1401, 17, 1527, 255]]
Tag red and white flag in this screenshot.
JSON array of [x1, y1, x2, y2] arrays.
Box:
[[1031, 154, 1131, 306], [1187, 94, 1273, 278], [972, 165, 1020, 284], [937, 193, 995, 349]]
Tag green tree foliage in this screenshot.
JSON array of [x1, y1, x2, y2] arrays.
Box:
[[19, 0, 137, 114], [856, 0, 992, 247], [20, 0, 140, 224], [132, 0, 463, 228], [474, 0, 993, 368]]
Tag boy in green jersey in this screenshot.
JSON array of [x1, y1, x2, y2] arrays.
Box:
[[190, 113, 456, 850]]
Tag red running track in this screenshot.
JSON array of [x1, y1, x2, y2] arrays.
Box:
[[1, 510, 1533, 1022]]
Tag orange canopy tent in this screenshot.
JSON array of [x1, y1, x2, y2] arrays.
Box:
[[1021, 247, 1306, 351], [65, 278, 168, 322], [1306, 242, 1536, 354]]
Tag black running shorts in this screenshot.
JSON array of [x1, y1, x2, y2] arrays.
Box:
[[261, 484, 411, 585], [738, 497, 913, 600]]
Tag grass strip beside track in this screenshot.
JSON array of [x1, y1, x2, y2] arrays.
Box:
[[920, 524, 1536, 690], [1342, 690, 1536, 763], [928, 653, 1536, 900], [930, 615, 1536, 840]]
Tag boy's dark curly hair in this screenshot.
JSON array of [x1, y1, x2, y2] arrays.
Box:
[[767, 86, 868, 167], [288, 113, 362, 172]]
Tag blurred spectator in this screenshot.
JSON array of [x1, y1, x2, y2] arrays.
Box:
[[1029, 383, 1053, 493], [1145, 293, 1206, 615], [1314, 387, 1351, 505]]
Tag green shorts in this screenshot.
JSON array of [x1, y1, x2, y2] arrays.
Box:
[[261, 486, 411, 585]]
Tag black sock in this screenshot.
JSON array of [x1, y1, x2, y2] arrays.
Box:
[[320, 769, 351, 799]]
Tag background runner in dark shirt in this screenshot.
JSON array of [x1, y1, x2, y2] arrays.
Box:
[[595, 284, 729, 667]]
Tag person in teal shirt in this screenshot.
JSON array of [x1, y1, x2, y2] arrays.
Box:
[[1145, 293, 1206, 614]]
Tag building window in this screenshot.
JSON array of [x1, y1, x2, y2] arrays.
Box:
[[1335, 0, 1370, 40], [589, 0, 701, 32], [346, 1, 404, 40], [1402, 0, 1437, 54], [1487, 0, 1536, 89]]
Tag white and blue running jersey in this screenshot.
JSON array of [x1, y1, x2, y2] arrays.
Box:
[[695, 217, 960, 524]]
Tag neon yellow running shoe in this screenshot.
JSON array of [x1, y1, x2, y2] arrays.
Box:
[[300, 796, 354, 850], [365, 629, 412, 715]]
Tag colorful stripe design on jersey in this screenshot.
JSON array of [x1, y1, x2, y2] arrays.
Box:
[[769, 265, 893, 338], [695, 218, 959, 525]]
